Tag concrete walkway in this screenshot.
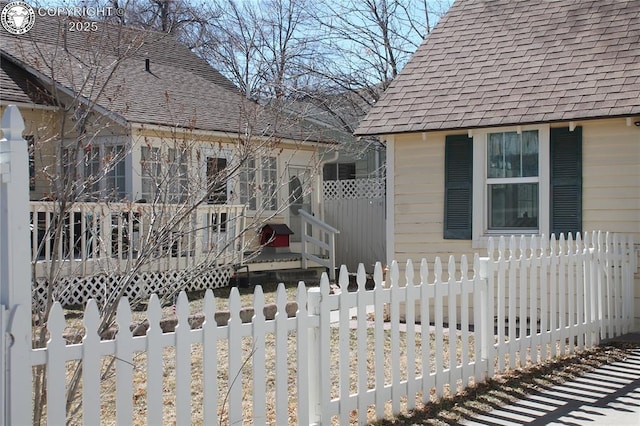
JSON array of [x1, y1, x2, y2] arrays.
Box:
[[462, 338, 640, 426]]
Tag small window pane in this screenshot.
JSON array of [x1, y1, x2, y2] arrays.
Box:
[[240, 157, 256, 210], [261, 156, 277, 210], [84, 146, 101, 198], [207, 157, 228, 204], [141, 147, 161, 201], [488, 131, 538, 178], [106, 145, 126, 200], [26, 136, 35, 191], [489, 183, 538, 229], [521, 131, 538, 177]]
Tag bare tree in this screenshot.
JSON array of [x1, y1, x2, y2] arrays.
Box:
[[199, 0, 320, 101], [306, 0, 451, 103], [2, 11, 329, 422]]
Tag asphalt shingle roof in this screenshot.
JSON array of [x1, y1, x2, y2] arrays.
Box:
[[355, 0, 640, 136], [0, 13, 335, 143], [0, 56, 56, 106]]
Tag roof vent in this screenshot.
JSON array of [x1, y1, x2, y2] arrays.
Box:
[[145, 58, 150, 72]]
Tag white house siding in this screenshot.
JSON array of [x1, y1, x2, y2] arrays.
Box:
[[392, 132, 474, 269], [390, 118, 640, 327], [580, 118, 640, 326], [581, 118, 640, 235]]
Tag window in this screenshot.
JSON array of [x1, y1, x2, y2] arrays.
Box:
[[168, 148, 188, 202], [444, 125, 582, 244], [26, 136, 35, 191], [81, 144, 127, 200], [141, 146, 161, 201], [206, 157, 228, 204], [239, 155, 278, 211], [141, 147, 188, 203], [105, 145, 126, 200], [323, 162, 356, 181], [474, 126, 549, 243], [486, 130, 539, 230], [261, 156, 277, 210]]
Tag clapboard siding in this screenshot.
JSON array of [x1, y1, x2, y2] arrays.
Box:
[[581, 119, 640, 236]]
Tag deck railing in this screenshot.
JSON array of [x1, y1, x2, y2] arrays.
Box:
[[30, 201, 246, 279], [299, 208, 340, 280]]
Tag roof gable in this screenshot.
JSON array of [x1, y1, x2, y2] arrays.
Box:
[[356, 0, 640, 135]]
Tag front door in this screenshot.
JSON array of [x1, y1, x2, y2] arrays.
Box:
[[287, 166, 312, 249]]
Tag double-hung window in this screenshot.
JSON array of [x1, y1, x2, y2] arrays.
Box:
[[473, 125, 550, 244], [168, 148, 188, 203], [486, 130, 540, 231]]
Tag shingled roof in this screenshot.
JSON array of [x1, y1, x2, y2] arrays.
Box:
[[355, 0, 640, 136], [0, 13, 334, 143]]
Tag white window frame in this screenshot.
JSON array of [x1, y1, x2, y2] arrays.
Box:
[[239, 155, 278, 212], [73, 143, 127, 200], [140, 145, 190, 203], [472, 124, 550, 248]]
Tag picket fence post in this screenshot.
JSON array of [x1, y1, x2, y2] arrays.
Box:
[[477, 256, 491, 369], [0, 105, 33, 426], [307, 287, 322, 424]]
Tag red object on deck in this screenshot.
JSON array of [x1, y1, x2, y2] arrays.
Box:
[[260, 223, 294, 247]]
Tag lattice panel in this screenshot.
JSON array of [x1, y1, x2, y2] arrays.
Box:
[[33, 267, 233, 308], [323, 178, 385, 200]]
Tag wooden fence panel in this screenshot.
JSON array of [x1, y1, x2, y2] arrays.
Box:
[[324, 179, 386, 273]]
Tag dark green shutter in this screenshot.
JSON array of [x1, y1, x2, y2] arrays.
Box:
[[444, 135, 473, 239], [550, 127, 582, 238]]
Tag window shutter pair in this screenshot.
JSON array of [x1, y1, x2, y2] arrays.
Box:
[[443, 128, 582, 239]]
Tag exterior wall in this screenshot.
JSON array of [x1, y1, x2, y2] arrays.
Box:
[[131, 127, 322, 252], [581, 118, 640, 235], [1, 105, 63, 200], [581, 118, 640, 328], [390, 117, 640, 328], [391, 131, 474, 267]]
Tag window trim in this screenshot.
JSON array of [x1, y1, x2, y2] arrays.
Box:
[[239, 154, 279, 212], [472, 124, 550, 247]]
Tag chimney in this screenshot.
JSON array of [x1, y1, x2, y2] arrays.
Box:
[[145, 58, 150, 72]]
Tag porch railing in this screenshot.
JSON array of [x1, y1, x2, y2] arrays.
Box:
[[30, 201, 246, 279], [299, 208, 340, 280]]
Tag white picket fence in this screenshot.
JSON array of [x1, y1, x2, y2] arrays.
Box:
[[11, 232, 636, 425]]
